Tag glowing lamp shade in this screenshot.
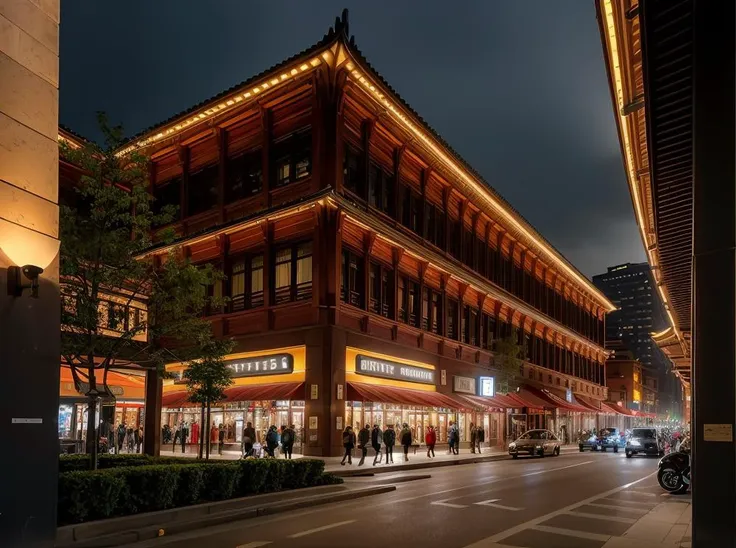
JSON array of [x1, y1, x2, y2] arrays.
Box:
[[0, 219, 60, 270]]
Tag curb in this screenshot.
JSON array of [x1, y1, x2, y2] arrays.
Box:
[[55, 485, 395, 548]]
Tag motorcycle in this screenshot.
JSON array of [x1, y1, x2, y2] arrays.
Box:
[[657, 435, 690, 494]]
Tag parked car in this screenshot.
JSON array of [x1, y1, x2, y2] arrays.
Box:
[[598, 427, 625, 452], [509, 429, 561, 459], [626, 427, 663, 458], [579, 431, 601, 452]]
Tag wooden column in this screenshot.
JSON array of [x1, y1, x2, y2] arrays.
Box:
[[442, 187, 451, 253], [260, 108, 272, 208], [392, 247, 404, 326], [143, 369, 163, 457], [363, 233, 376, 312], [420, 168, 430, 239], [393, 146, 405, 220], [178, 145, 189, 222], [361, 120, 374, 200], [217, 128, 226, 224], [261, 221, 273, 326]]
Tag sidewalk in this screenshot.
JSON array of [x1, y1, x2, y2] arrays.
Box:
[[160, 445, 579, 476]]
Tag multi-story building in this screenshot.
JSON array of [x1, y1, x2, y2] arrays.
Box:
[[112, 12, 614, 456], [593, 262, 680, 415]]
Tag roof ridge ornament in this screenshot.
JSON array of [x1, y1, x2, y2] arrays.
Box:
[[332, 8, 350, 39]]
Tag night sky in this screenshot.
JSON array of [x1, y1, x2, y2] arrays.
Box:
[[59, 1, 645, 277]]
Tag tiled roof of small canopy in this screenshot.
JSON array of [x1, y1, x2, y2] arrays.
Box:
[[121, 9, 599, 298]]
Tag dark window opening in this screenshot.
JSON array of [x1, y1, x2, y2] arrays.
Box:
[[341, 248, 365, 308], [462, 306, 479, 346], [152, 177, 181, 223], [447, 298, 459, 340], [273, 128, 312, 187], [369, 262, 393, 318], [343, 143, 362, 195], [227, 149, 262, 201], [187, 164, 219, 216], [368, 162, 393, 215]]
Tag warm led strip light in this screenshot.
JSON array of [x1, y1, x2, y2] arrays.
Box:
[[115, 56, 324, 157], [343, 60, 616, 314], [601, 0, 683, 346]]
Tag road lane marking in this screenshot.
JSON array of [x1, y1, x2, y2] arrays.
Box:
[[584, 502, 650, 514], [531, 525, 611, 542], [475, 499, 522, 511], [520, 460, 593, 477], [628, 489, 657, 497], [600, 497, 657, 507], [461, 471, 657, 547], [431, 499, 468, 509], [394, 460, 597, 506], [235, 543, 272, 548], [566, 510, 637, 523], [288, 520, 356, 539]]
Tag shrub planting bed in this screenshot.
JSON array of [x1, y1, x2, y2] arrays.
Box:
[[57, 458, 341, 525]]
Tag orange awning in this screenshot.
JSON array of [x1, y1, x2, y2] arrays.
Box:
[[458, 394, 510, 412], [347, 382, 475, 410], [574, 395, 603, 413], [601, 402, 634, 416], [507, 387, 553, 410]]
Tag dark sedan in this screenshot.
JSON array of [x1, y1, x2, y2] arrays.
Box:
[[626, 427, 663, 458]]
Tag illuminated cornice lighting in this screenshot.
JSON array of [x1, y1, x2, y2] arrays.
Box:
[[601, 0, 686, 351], [342, 59, 615, 314], [115, 56, 323, 158]]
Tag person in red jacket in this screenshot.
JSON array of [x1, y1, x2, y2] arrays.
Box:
[[425, 425, 437, 458]]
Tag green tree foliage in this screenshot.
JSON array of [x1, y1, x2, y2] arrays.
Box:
[[493, 330, 526, 394], [184, 336, 235, 459], [59, 113, 225, 468]]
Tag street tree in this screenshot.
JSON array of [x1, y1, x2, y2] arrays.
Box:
[[493, 330, 526, 395], [60, 114, 224, 469], [183, 336, 235, 459]]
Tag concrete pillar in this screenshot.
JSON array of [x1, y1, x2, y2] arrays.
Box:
[[691, 0, 736, 544], [0, 0, 61, 545]]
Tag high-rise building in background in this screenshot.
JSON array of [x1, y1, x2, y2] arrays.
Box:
[[593, 262, 681, 416]]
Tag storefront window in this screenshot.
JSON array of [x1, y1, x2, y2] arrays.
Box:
[[273, 241, 313, 304]]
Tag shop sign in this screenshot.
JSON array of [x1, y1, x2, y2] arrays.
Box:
[[310, 384, 319, 400], [336, 384, 344, 400], [225, 353, 293, 378], [453, 376, 476, 395], [479, 376, 495, 397], [356, 354, 435, 385], [441, 370, 447, 386], [336, 416, 343, 431], [309, 416, 318, 430], [78, 382, 124, 396]]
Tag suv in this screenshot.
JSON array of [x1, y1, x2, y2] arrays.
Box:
[[598, 427, 625, 452], [626, 427, 663, 458]]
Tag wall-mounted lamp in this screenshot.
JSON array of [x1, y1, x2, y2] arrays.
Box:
[[8, 265, 44, 298], [0, 218, 60, 300]]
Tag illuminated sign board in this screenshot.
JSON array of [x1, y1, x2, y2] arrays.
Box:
[[479, 376, 495, 397], [355, 355, 435, 385], [453, 376, 476, 395], [225, 353, 294, 378]]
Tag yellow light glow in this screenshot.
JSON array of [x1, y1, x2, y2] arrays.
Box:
[[345, 346, 436, 393], [310, 58, 321, 67], [0, 219, 60, 269], [601, 0, 683, 345], [291, 68, 298, 76], [270, 78, 279, 86]]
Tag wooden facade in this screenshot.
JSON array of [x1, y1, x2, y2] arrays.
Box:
[[125, 13, 615, 456]]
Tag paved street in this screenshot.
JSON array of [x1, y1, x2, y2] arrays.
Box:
[[129, 451, 690, 548]]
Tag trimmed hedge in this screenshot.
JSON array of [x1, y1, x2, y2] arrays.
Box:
[[57, 458, 340, 525], [59, 454, 201, 473]]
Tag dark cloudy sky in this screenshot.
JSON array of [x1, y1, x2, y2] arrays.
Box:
[[59, 1, 645, 277]]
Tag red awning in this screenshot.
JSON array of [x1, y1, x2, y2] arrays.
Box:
[[162, 391, 193, 407], [574, 395, 603, 413], [490, 393, 524, 409], [224, 382, 305, 402], [162, 382, 305, 408], [507, 387, 555, 410], [347, 382, 475, 410], [601, 402, 634, 416], [522, 385, 589, 413], [458, 394, 509, 412]]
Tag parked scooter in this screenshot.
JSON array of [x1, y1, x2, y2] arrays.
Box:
[[657, 435, 690, 494]]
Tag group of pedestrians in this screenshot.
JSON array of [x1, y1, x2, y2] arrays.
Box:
[[241, 422, 297, 459], [341, 422, 484, 466]]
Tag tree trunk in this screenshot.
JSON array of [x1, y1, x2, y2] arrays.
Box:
[[198, 404, 205, 459], [205, 401, 211, 460], [86, 365, 99, 470]]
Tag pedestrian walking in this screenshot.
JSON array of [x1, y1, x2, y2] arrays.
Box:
[[126, 425, 135, 452], [400, 423, 412, 462], [383, 424, 395, 464], [371, 424, 383, 465], [470, 422, 477, 454], [117, 423, 126, 453], [358, 424, 371, 466], [425, 425, 436, 458], [476, 424, 484, 453], [181, 422, 189, 454], [341, 426, 356, 465], [134, 426, 142, 453], [218, 423, 225, 455], [266, 425, 279, 457], [448, 420, 459, 455], [242, 422, 256, 458], [281, 424, 295, 459]]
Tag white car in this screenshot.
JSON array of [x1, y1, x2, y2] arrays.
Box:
[[509, 429, 561, 459]]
